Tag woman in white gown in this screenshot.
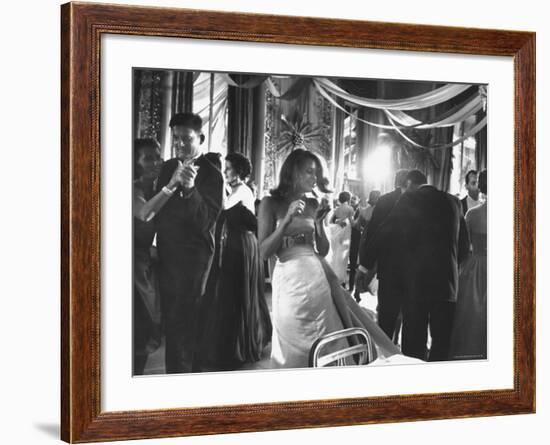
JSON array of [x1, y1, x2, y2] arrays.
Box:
[[326, 191, 355, 285], [258, 149, 401, 368]]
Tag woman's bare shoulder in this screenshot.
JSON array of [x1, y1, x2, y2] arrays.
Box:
[[260, 195, 288, 219], [260, 195, 275, 206], [259, 195, 277, 213]]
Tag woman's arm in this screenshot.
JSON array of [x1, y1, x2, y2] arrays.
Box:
[[133, 187, 171, 222], [258, 197, 285, 260], [314, 216, 330, 257], [133, 163, 183, 222], [330, 206, 339, 224], [331, 205, 353, 227], [258, 197, 304, 260]]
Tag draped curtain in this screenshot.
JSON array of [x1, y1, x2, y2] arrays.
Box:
[[475, 109, 488, 171], [224, 75, 485, 193], [427, 90, 458, 191], [266, 78, 311, 101], [227, 82, 254, 158], [430, 131, 454, 191], [251, 83, 267, 195], [227, 74, 267, 163], [384, 85, 477, 192], [157, 70, 196, 158], [133, 70, 488, 192], [331, 98, 345, 193], [193, 73, 228, 153], [159, 72, 174, 159], [172, 71, 196, 114], [317, 78, 471, 111]]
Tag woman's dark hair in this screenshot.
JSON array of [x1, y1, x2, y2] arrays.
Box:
[[478, 169, 487, 195], [270, 149, 332, 200], [134, 138, 160, 179], [225, 152, 252, 180], [338, 191, 351, 204]]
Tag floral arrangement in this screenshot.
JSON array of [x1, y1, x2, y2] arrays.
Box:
[[276, 111, 328, 155]]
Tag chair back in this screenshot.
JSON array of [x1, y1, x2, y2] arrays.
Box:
[[309, 327, 374, 367]]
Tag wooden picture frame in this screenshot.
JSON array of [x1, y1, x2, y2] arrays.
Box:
[[61, 1, 535, 442]]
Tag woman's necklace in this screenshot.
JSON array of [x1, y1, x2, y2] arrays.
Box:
[[228, 179, 242, 196]]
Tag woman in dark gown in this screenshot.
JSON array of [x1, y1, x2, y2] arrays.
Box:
[[133, 138, 184, 374], [199, 153, 272, 370]]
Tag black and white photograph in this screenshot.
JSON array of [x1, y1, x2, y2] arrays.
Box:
[[5, 0, 547, 443], [132, 69, 488, 376]]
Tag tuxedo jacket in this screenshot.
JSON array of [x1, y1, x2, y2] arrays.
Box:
[[358, 188, 404, 294], [460, 196, 468, 216], [364, 185, 470, 303], [155, 154, 224, 305]]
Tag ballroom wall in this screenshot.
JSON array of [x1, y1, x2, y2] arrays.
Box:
[[1, 0, 547, 445]]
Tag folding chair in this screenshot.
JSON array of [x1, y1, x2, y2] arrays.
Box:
[[309, 327, 375, 368]]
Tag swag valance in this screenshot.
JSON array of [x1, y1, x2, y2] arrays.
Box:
[[195, 72, 487, 151]]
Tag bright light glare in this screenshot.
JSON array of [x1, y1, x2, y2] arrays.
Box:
[[363, 145, 392, 186]]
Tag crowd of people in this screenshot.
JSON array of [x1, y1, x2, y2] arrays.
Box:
[[355, 169, 487, 361], [132, 111, 487, 375]]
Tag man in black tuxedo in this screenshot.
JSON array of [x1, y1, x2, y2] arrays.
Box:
[[355, 169, 409, 341], [363, 170, 470, 361], [155, 113, 224, 373], [461, 170, 479, 215]]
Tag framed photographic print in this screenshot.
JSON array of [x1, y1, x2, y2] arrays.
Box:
[[61, 1, 535, 442]]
